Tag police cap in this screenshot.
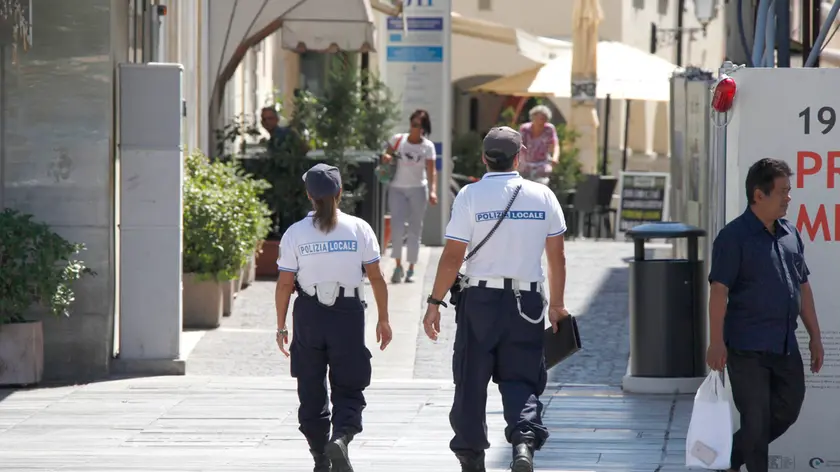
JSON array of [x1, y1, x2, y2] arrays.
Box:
[[483, 126, 526, 163], [302, 163, 342, 199]]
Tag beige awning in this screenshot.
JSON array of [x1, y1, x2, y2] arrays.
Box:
[[470, 41, 679, 102], [208, 0, 375, 90]]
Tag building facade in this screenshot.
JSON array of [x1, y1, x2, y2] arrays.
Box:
[[449, 0, 725, 158]]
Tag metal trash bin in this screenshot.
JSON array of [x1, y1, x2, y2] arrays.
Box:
[[626, 222, 707, 378], [352, 156, 385, 244]]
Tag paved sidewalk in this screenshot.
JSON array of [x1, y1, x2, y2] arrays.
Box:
[[185, 247, 431, 379], [0, 376, 692, 471], [414, 241, 633, 386], [188, 240, 636, 388]]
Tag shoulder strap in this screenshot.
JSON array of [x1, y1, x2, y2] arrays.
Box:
[[464, 184, 523, 262], [393, 134, 405, 153]]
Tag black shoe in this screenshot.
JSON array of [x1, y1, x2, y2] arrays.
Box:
[[310, 450, 330, 472], [511, 442, 534, 472], [325, 434, 354, 472], [456, 452, 486, 472]]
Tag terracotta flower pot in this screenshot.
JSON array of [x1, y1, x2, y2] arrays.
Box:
[[0, 321, 44, 386], [255, 240, 280, 277]]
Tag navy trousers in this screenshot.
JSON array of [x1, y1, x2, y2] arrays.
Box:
[[449, 285, 550, 456], [290, 294, 372, 453]]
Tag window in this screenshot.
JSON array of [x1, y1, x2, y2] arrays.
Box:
[[478, 0, 491, 11], [657, 0, 668, 16], [633, 0, 645, 9]]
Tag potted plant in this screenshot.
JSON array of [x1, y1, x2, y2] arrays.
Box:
[[0, 209, 93, 386], [182, 151, 253, 327], [223, 160, 271, 312]]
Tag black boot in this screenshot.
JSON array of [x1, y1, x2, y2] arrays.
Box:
[[309, 450, 330, 472], [325, 433, 355, 472], [455, 451, 486, 472], [510, 440, 535, 472]]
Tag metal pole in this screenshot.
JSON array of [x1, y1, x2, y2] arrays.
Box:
[[601, 94, 611, 176], [775, 0, 791, 67], [676, 0, 685, 66], [622, 99, 631, 171], [0, 46, 6, 210], [802, 0, 813, 66], [811, 0, 822, 67], [806, 0, 840, 66]]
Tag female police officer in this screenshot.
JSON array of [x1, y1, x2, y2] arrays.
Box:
[[274, 163, 393, 472]]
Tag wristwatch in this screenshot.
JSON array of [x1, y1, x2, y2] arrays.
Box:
[[426, 295, 448, 308], [276, 327, 288, 337]]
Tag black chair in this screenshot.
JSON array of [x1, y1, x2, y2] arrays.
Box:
[[568, 174, 600, 239], [566, 174, 618, 239], [594, 176, 618, 238]]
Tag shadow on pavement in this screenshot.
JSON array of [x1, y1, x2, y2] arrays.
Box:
[[547, 266, 630, 386]]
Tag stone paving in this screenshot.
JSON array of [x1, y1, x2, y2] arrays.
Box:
[[186, 247, 432, 380], [413, 241, 634, 386], [0, 240, 703, 472], [188, 240, 635, 387], [0, 376, 693, 472]]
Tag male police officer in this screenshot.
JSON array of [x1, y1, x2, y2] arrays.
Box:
[[423, 126, 569, 472]]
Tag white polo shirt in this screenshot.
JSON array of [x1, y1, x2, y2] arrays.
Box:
[[277, 210, 380, 288], [444, 171, 567, 282]]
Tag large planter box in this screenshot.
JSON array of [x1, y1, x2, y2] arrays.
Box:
[[183, 273, 223, 329], [255, 240, 280, 277], [241, 255, 256, 288], [0, 321, 44, 386], [234, 273, 243, 293], [222, 279, 236, 317]]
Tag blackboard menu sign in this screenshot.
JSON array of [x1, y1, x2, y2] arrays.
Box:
[[615, 171, 670, 234]]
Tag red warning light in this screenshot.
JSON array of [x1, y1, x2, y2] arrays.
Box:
[[711, 76, 736, 113]]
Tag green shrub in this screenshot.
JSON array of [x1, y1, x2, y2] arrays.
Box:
[[0, 209, 94, 325], [452, 131, 486, 179], [183, 151, 271, 281], [219, 54, 401, 239]]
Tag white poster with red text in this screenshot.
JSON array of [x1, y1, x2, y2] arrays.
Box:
[[724, 67, 840, 471]]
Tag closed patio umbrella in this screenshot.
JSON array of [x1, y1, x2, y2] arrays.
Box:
[[569, 0, 603, 175]]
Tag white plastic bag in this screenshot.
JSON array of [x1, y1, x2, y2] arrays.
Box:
[[686, 370, 739, 469]]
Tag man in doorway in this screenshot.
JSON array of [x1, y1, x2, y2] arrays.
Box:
[[706, 158, 824, 472], [260, 106, 293, 153]]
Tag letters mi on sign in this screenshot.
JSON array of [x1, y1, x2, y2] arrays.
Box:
[[404, 0, 434, 5]]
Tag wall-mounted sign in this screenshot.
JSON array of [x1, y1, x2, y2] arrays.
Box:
[[571, 79, 596, 102]]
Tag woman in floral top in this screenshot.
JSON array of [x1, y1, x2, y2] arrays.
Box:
[[518, 105, 560, 180]]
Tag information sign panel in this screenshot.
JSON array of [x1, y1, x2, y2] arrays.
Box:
[[723, 67, 840, 470]]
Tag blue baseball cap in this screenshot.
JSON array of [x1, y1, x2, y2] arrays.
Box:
[[302, 163, 342, 199]]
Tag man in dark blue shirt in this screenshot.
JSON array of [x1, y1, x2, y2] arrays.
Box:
[[707, 158, 824, 472]]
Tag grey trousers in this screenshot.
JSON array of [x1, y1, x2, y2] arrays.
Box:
[[388, 185, 428, 264]]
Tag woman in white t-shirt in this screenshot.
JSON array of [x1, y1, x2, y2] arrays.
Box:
[[380, 109, 438, 283]]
